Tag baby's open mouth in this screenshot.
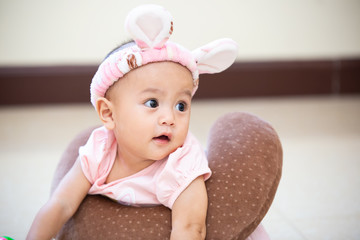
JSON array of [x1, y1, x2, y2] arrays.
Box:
[[153, 135, 170, 141], [153, 134, 171, 143]]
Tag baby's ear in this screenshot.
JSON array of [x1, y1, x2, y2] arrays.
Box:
[[192, 38, 238, 74], [96, 97, 115, 130]]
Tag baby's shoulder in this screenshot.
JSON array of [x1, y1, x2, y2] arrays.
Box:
[[78, 127, 117, 182]]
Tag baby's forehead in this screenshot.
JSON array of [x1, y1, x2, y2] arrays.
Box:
[[107, 62, 194, 98]]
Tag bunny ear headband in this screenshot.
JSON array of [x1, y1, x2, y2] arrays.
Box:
[[90, 4, 238, 107]]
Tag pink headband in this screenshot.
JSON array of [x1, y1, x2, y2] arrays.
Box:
[[90, 4, 238, 108]]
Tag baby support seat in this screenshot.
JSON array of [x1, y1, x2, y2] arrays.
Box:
[[51, 112, 282, 240]]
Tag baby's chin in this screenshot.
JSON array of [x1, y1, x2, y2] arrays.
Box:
[[152, 144, 184, 161]]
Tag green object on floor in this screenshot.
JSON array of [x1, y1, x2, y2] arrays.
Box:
[[1, 236, 15, 240]]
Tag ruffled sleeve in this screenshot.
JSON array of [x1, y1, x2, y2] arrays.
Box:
[[155, 132, 211, 209], [78, 126, 117, 185]]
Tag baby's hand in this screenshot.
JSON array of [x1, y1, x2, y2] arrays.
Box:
[[170, 176, 208, 240]]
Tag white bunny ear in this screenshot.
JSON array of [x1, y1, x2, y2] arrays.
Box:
[[125, 4, 173, 49], [192, 38, 238, 74]]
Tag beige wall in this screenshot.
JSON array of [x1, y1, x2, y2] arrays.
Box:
[[1, 0, 359, 66]]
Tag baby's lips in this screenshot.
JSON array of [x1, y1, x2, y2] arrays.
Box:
[[153, 132, 172, 142]]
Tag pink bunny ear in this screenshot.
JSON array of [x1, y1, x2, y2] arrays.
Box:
[[192, 38, 238, 74], [125, 4, 173, 49]]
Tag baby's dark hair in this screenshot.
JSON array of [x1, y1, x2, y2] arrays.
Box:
[[103, 40, 136, 61]]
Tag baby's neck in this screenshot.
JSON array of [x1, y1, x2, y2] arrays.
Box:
[[106, 152, 156, 183]]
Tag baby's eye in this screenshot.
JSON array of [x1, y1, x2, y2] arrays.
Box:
[[176, 102, 187, 112], [145, 99, 158, 108]]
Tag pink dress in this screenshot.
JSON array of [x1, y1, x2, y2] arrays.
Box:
[[79, 126, 211, 209]]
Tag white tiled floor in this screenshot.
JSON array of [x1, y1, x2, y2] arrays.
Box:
[[1, 95, 359, 239]]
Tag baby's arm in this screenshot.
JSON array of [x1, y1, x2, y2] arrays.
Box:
[[170, 176, 208, 240], [27, 158, 91, 240]]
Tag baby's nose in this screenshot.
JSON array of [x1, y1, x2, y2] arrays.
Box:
[[159, 109, 175, 126]]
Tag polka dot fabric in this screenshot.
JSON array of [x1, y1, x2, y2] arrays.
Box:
[[205, 112, 282, 239], [52, 112, 282, 240], [57, 196, 172, 239]]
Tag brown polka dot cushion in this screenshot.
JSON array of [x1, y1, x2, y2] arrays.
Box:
[[51, 112, 282, 240]]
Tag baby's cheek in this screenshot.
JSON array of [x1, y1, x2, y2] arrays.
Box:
[[177, 133, 188, 149]]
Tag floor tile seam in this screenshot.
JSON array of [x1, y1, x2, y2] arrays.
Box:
[[288, 213, 360, 221]]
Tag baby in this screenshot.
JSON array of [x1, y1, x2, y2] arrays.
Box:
[[27, 4, 237, 240]]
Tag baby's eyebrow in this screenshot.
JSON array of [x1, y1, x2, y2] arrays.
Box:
[[140, 88, 192, 98], [140, 88, 164, 95], [181, 89, 192, 98]]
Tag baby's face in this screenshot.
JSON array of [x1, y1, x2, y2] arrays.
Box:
[[106, 62, 194, 162]]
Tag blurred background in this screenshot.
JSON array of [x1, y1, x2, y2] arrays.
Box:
[[0, 0, 359, 239], [1, 0, 360, 64]]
